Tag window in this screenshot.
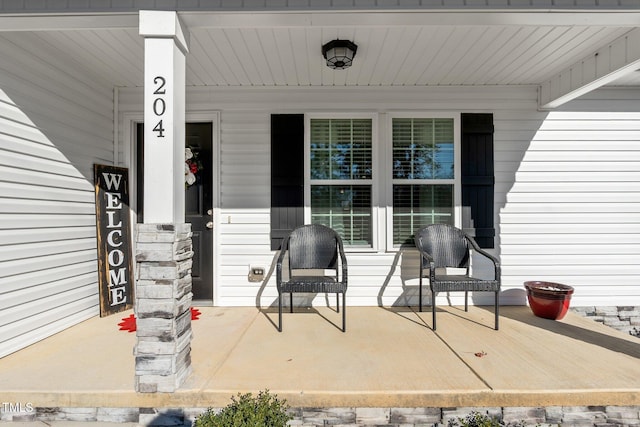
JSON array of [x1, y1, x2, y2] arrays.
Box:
[[389, 115, 459, 247], [307, 117, 374, 247], [302, 113, 462, 251]]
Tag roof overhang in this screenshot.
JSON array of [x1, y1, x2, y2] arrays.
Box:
[[1, 9, 639, 109]]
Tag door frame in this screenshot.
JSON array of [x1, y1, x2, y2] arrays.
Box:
[[123, 110, 221, 306]]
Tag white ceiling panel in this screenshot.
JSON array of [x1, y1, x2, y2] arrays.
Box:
[[1, 19, 637, 91], [38, 29, 143, 88]]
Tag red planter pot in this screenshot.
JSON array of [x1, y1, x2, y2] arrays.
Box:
[[524, 281, 574, 320]]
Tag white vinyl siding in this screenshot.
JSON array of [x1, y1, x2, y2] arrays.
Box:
[[0, 33, 113, 358], [116, 85, 640, 310], [215, 111, 272, 305], [498, 102, 640, 306]]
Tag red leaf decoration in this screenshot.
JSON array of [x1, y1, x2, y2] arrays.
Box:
[[118, 307, 201, 332], [118, 314, 137, 333]]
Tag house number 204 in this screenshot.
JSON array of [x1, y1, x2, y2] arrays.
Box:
[[152, 76, 167, 138]]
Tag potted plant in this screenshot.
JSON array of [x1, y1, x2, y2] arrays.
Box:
[[524, 281, 574, 320]]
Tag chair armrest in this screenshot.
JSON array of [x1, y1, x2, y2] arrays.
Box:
[[337, 237, 348, 285], [464, 234, 501, 280], [415, 246, 436, 279], [276, 235, 290, 285]]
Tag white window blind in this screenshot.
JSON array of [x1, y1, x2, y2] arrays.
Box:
[[392, 118, 455, 246], [310, 118, 373, 247]]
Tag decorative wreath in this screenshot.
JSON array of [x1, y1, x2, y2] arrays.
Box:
[[185, 147, 202, 186]]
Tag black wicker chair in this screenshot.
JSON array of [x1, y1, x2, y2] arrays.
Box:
[[276, 224, 348, 332], [414, 224, 501, 330]]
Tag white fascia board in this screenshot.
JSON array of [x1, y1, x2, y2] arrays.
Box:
[[179, 10, 640, 29], [539, 27, 640, 110], [2, 9, 640, 31], [139, 10, 190, 54], [0, 13, 138, 31]]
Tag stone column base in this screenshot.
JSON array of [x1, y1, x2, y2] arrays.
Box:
[[134, 223, 193, 393]]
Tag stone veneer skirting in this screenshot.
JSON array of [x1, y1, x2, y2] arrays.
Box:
[[571, 306, 640, 338], [2, 405, 640, 426]]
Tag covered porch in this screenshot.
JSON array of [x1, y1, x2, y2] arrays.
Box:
[[1, 306, 639, 424], [2, 6, 640, 425], [3, 4, 640, 365]]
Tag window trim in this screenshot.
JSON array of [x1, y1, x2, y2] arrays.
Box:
[[384, 112, 462, 251], [304, 113, 379, 252]]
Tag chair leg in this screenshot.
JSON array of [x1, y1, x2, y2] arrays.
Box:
[[419, 275, 423, 312], [278, 293, 282, 332], [290, 293, 293, 313], [342, 292, 346, 332], [495, 290, 500, 330], [432, 292, 437, 331], [336, 293, 340, 313], [465, 291, 469, 312]]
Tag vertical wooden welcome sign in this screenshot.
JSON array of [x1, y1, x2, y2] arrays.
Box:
[[94, 164, 135, 317]]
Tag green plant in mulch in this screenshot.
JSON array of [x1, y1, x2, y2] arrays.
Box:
[[448, 411, 528, 427], [194, 389, 292, 427]]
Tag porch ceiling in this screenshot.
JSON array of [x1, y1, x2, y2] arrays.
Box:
[[3, 11, 640, 93]]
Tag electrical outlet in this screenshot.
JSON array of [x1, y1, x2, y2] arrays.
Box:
[[248, 266, 265, 282]]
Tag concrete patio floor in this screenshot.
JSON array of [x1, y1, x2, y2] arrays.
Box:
[[1, 305, 639, 410]]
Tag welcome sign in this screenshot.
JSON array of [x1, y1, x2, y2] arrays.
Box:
[[94, 164, 135, 317]]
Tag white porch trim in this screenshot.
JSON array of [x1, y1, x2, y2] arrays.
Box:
[[2, 10, 640, 32], [0, 13, 138, 31], [178, 11, 640, 29], [539, 27, 640, 110]]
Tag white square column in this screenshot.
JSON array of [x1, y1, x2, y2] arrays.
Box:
[[139, 10, 189, 224]]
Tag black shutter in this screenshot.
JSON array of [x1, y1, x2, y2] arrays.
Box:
[[461, 113, 495, 249], [271, 114, 305, 250]]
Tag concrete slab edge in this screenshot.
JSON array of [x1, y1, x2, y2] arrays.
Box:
[[3, 389, 640, 408]]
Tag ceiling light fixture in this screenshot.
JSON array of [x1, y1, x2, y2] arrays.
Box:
[[322, 39, 358, 70]]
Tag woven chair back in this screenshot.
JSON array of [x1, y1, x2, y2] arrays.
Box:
[[288, 224, 339, 270], [415, 224, 470, 269]]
